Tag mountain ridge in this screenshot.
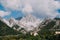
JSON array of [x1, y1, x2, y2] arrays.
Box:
[[0, 14, 60, 36], [0, 14, 43, 35]]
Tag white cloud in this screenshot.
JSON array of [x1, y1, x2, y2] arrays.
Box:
[[0, 0, 60, 19], [0, 10, 10, 17], [22, 4, 33, 14], [0, 0, 22, 10]]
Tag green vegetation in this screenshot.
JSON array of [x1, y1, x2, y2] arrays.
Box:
[[55, 18, 60, 20], [0, 20, 21, 36], [38, 21, 56, 40], [43, 21, 56, 29], [0, 30, 56, 40]]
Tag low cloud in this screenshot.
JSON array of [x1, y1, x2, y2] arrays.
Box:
[[0, 0, 60, 19], [0, 10, 10, 17]]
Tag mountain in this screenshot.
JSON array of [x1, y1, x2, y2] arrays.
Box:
[[0, 14, 43, 35], [1, 15, 60, 40], [9, 17, 18, 27], [0, 20, 21, 36], [8, 14, 43, 32], [51, 18, 60, 30], [1, 14, 60, 36], [0, 16, 12, 27], [54, 18, 60, 20], [40, 18, 60, 31], [19, 14, 43, 32]]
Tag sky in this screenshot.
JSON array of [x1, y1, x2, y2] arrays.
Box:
[[0, 0, 60, 19]]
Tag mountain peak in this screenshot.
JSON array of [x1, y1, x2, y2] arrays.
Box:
[[19, 14, 43, 32]]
